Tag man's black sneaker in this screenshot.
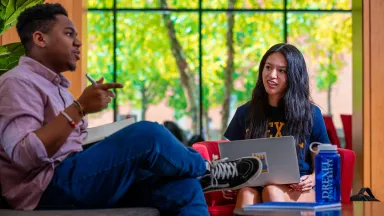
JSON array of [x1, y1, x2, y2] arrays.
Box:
[[199, 157, 262, 192]]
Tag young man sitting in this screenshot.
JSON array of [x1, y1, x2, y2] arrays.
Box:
[[0, 3, 262, 215]]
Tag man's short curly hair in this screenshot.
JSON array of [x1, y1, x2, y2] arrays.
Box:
[[16, 3, 68, 53]]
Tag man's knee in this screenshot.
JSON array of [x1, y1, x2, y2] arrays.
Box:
[[126, 121, 181, 145], [128, 121, 161, 133], [117, 121, 166, 140], [112, 121, 181, 152]]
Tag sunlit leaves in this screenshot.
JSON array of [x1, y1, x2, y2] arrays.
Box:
[[287, 0, 351, 10], [87, 0, 352, 128], [203, 0, 283, 9], [87, 12, 114, 84], [88, 0, 113, 9], [114, 13, 199, 120], [117, 0, 198, 8], [288, 13, 352, 91], [116, 13, 171, 111], [203, 12, 284, 111]]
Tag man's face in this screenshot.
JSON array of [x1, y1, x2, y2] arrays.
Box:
[[43, 14, 82, 72]]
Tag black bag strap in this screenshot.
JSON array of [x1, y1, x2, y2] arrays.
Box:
[[359, 188, 376, 199]]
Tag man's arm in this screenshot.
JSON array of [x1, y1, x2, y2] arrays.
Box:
[[35, 80, 122, 157], [0, 78, 122, 169], [35, 104, 83, 157], [0, 78, 70, 169]]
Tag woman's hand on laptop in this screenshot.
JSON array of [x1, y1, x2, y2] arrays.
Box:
[[289, 174, 315, 192]]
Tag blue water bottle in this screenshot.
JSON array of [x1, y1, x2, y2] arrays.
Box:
[[315, 144, 341, 204]]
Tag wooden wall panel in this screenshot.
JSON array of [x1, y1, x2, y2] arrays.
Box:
[[354, 0, 384, 200], [362, 0, 371, 193], [0, 0, 87, 98], [368, 0, 384, 200], [0, 26, 19, 44]]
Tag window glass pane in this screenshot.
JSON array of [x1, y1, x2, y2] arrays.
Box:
[[87, 0, 352, 144], [287, 0, 351, 10], [117, 0, 198, 8], [168, 0, 198, 8], [204, 0, 283, 9], [203, 13, 284, 140], [88, 0, 113, 9], [116, 12, 200, 141], [87, 12, 114, 127], [287, 13, 352, 131]]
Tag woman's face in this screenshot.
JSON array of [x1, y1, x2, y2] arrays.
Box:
[[262, 52, 288, 102]]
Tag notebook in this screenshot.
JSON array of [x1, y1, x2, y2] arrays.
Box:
[[243, 202, 342, 211], [83, 117, 136, 145]]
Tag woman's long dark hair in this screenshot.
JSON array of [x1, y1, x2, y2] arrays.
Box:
[[246, 44, 312, 152]]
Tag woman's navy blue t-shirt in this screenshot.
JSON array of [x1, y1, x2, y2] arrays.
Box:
[[224, 102, 330, 176]]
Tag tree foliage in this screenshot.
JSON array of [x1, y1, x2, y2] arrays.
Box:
[[287, 0, 351, 10], [288, 12, 352, 114], [87, 0, 352, 137]]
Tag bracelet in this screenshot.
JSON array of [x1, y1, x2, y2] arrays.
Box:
[[60, 111, 78, 128], [73, 100, 86, 117]]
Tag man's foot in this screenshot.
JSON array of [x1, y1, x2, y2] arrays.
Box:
[[199, 157, 262, 192]]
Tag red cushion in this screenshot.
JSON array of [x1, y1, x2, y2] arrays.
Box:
[[338, 148, 356, 203], [193, 141, 234, 207], [208, 204, 236, 216], [340, 114, 352, 150]]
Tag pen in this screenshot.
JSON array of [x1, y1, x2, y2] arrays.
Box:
[[86, 74, 97, 85], [86, 74, 116, 98]]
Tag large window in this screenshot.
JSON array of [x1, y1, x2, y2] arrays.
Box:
[[87, 0, 352, 142]]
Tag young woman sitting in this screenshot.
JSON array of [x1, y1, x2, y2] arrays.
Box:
[[224, 43, 330, 207]]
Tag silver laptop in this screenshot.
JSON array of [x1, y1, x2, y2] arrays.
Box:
[[219, 136, 300, 187]]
